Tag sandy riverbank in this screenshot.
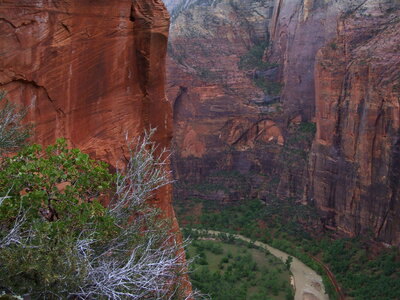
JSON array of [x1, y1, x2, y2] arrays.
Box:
[[194, 229, 329, 300]]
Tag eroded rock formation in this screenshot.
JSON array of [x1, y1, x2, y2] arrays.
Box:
[[268, 0, 400, 245], [167, 0, 290, 205], [168, 0, 400, 246], [308, 2, 400, 245], [0, 0, 191, 265]]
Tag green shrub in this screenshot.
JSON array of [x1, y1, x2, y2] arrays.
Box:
[[238, 41, 272, 70], [0, 132, 188, 299], [0, 139, 115, 296]]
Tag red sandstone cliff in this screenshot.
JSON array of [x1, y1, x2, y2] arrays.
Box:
[[0, 0, 191, 282], [168, 0, 400, 246], [266, 0, 400, 245], [167, 0, 289, 205], [269, 0, 400, 245], [308, 3, 400, 246], [268, 0, 347, 121], [0, 0, 175, 215]]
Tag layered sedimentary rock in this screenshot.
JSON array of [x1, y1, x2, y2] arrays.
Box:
[[169, 0, 400, 246], [308, 2, 400, 246], [167, 0, 293, 204], [0, 0, 192, 262], [168, 0, 314, 210], [268, 0, 400, 245], [0, 0, 174, 213], [268, 0, 350, 121]]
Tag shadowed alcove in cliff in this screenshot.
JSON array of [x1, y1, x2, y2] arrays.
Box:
[[164, 0, 400, 298], [164, 0, 400, 246]]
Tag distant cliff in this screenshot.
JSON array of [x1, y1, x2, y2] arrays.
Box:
[[168, 0, 400, 246], [167, 0, 284, 206], [310, 2, 400, 245], [269, 0, 400, 246]]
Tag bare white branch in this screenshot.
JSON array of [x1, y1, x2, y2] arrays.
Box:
[[0, 91, 30, 153], [68, 129, 190, 299], [110, 128, 173, 221], [0, 191, 26, 248], [0, 212, 25, 248], [73, 234, 189, 300], [0, 127, 194, 299]]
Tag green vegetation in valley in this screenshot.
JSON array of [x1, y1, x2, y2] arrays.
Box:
[[186, 238, 294, 300], [238, 41, 274, 71], [238, 41, 282, 96], [175, 198, 400, 300]]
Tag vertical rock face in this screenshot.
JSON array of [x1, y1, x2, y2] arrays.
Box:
[[0, 1, 194, 293], [269, 0, 400, 245], [309, 2, 400, 245], [169, 0, 400, 246], [167, 0, 289, 204], [269, 0, 367, 121], [0, 0, 181, 234]]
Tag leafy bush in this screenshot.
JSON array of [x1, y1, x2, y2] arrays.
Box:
[[0, 131, 189, 299], [0, 139, 114, 295]]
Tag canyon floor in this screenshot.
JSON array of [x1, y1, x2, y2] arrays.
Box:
[[195, 229, 329, 300]]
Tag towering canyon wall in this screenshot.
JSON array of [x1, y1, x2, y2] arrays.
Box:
[[167, 0, 294, 205], [168, 0, 400, 246], [0, 0, 175, 216], [0, 0, 193, 294], [268, 0, 400, 245], [309, 2, 400, 245], [268, 0, 349, 121], [168, 0, 313, 209]]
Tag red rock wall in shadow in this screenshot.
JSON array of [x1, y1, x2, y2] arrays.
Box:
[[308, 4, 400, 246], [0, 0, 191, 269], [268, 0, 348, 121], [167, 0, 292, 205], [269, 0, 400, 246], [168, 0, 400, 247]]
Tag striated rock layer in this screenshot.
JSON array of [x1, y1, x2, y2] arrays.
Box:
[[167, 0, 291, 206], [268, 0, 400, 245], [0, 0, 192, 285], [308, 2, 400, 246], [0, 0, 173, 212], [169, 0, 400, 246], [268, 0, 349, 121]]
